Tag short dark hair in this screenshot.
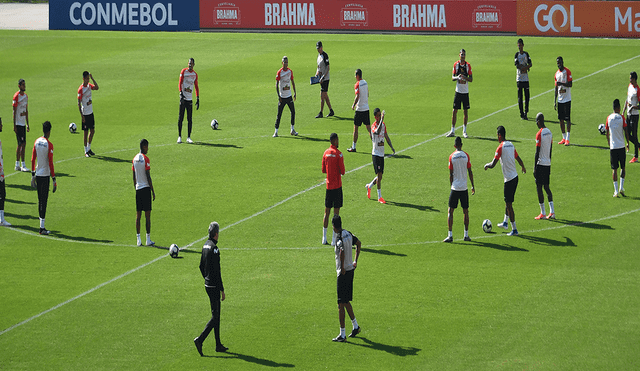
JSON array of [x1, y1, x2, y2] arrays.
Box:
[[614, 99, 621, 109], [140, 138, 149, 150], [497, 125, 506, 138], [556, 56, 563, 63], [355, 69, 362, 78], [460, 49, 466, 54], [330, 132, 338, 142], [455, 136, 462, 148], [517, 38, 524, 45], [42, 121, 52, 134], [83, 71, 90, 78], [332, 215, 342, 230], [373, 107, 381, 116], [631, 71, 638, 80], [18, 78, 25, 85], [536, 112, 545, 123], [189, 57, 195, 64]]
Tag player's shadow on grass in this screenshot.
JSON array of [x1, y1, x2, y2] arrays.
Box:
[[52, 231, 113, 244], [385, 200, 439, 212], [194, 141, 243, 149], [518, 235, 576, 247], [387, 154, 412, 160], [54, 172, 75, 178], [5, 198, 35, 205], [4, 212, 38, 220], [568, 143, 608, 150], [93, 155, 133, 163], [326, 115, 352, 122], [216, 352, 295, 368], [288, 135, 330, 143], [469, 240, 528, 252], [361, 247, 407, 257], [347, 336, 420, 357], [549, 219, 613, 230], [472, 136, 521, 144], [7, 183, 35, 191]]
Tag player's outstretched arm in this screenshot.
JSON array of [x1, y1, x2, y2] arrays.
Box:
[[484, 158, 498, 170]]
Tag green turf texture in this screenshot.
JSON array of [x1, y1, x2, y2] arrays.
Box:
[[0, 31, 638, 370]]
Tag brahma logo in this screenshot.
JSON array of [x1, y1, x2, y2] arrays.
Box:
[[214, 2, 240, 25], [472, 5, 501, 29], [534, 3, 581, 33], [341, 4, 367, 27], [264, 3, 316, 26], [393, 4, 446, 28]]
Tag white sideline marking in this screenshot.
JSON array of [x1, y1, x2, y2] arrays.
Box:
[[2, 54, 639, 337]]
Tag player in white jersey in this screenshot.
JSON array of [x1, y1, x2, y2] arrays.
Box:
[[132, 139, 155, 246], [534, 113, 555, 220], [347, 69, 371, 153], [365, 108, 395, 204], [515, 38, 532, 120], [331, 215, 362, 343], [448, 49, 473, 138], [554, 56, 573, 145], [315, 41, 334, 118], [78, 71, 100, 157], [30, 121, 56, 235], [0, 118, 12, 226], [484, 126, 526, 236], [178, 58, 199, 144], [605, 99, 630, 197], [273, 56, 297, 137], [623, 71, 639, 163], [444, 136, 475, 243], [12, 78, 30, 171]]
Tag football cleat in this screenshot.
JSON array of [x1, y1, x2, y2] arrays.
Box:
[[315, 112, 323, 119], [332, 335, 346, 342], [463, 132, 469, 138], [15, 165, 20, 171], [613, 191, 619, 198], [21, 166, 30, 172], [535, 213, 546, 220], [546, 213, 555, 220], [564, 140, 570, 146], [290, 130, 298, 136], [497, 221, 509, 230], [85, 152, 91, 158], [619, 188, 626, 197], [87, 150, 96, 156], [366, 185, 371, 199], [378, 197, 386, 204], [327, 109, 335, 117], [272, 131, 278, 137], [39, 228, 50, 235], [177, 136, 182, 143], [194, 338, 204, 357], [446, 131, 455, 137], [443, 236, 453, 243], [215, 344, 228, 353], [347, 147, 356, 153], [558, 139, 566, 145], [630, 157, 638, 163], [0, 220, 12, 227], [186, 138, 193, 144], [349, 327, 361, 338], [463, 236, 471, 242], [507, 229, 519, 236], [146, 240, 155, 246]]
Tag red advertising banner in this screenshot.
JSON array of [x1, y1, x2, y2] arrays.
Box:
[[517, 1, 640, 38], [200, 0, 516, 32]]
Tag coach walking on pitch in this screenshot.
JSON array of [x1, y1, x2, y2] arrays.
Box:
[[315, 41, 334, 118]]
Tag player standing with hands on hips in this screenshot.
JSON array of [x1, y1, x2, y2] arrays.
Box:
[[178, 58, 199, 144], [273, 56, 297, 137], [606, 99, 630, 197], [444, 136, 474, 243], [623, 71, 639, 163], [448, 49, 472, 138], [78, 71, 99, 157], [315, 41, 334, 119], [365, 108, 395, 204], [132, 139, 155, 246], [31, 121, 56, 235], [0, 118, 12, 226], [554, 56, 572, 146], [13, 78, 29, 171]]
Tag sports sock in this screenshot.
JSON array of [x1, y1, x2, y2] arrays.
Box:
[[15, 161, 19, 168], [463, 125, 467, 134], [88, 143, 91, 151], [464, 229, 469, 238], [146, 233, 151, 243], [21, 161, 26, 169], [274, 128, 278, 135], [562, 132, 567, 141], [566, 132, 570, 142], [503, 214, 509, 224], [377, 189, 382, 199], [290, 124, 295, 131], [549, 201, 555, 214], [613, 181, 618, 193], [352, 141, 356, 149], [352, 318, 358, 329], [340, 328, 346, 338], [448, 230, 452, 238], [0, 210, 4, 221], [323, 227, 327, 242], [84, 146, 88, 153], [539, 203, 545, 215], [40, 218, 45, 229], [620, 177, 625, 191], [332, 231, 337, 246], [511, 221, 517, 230]]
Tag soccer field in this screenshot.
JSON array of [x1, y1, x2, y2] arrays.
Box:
[[1, 30, 639, 370]]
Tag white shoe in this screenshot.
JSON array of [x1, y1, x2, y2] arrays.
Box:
[[290, 130, 298, 136], [177, 136, 182, 144], [446, 131, 455, 137], [497, 221, 509, 230], [137, 239, 142, 247], [15, 165, 20, 171], [613, 191, 619, 198], [0, 220, 11, 227], [273, 131, 278, 137], [322, 238, 329, 245], [146, 240, 155, 246], [21, 166, 30, 172], [186, 138, 193, 144], [463, 132, 469, 138]]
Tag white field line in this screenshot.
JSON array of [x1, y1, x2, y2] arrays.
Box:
[[2, 55, 638, 336]]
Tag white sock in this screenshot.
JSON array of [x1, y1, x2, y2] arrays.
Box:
[[16, 161, 19, 168], [539, 203, 545, 215], [291, 124, 295, 131], [352, 141, 356, 149], [323, 227, 327, 241], [451, 125, 455, 132], [503, 214, 509, 224], [377, 189, 382, 199], [351, 318, 358, 329], [566, 132, 570, 141], [368, 177, 376, 189], [549, 201, 554, 214], [146, 233, 151, 242], [620, 178, 625, 191], [274, 128, 278, 134], [512, 221, 517, 230], [0, 210, 4, 221], [448, 230, 452, 238], [464, 229, 469, 238], [88, 143, 91, 151], [332, 231, 337, 246], [340, 328, 346, 338], [463, 125, 467, 133], [613, 181, 618, 193], [84, 146, 88, 153], [136, 233, 141, 239], [21, 161, 26, 168], [40, 218, 45, 229]]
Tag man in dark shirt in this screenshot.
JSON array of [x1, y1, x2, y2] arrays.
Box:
[[194, 221, 227, 356]]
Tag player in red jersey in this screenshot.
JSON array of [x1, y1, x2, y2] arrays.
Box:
[[322, 133, 345, 245], [13, 78, 29, 171], [178, 58, 199, 144], [30, 121, 56, 235], [448, 49, 472, 138], [78, 71, 99, 157], [273, 56, 297, 137], [133, 139, 155, 246]]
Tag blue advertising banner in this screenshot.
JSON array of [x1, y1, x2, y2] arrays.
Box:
[[50, 0, 199, 31]]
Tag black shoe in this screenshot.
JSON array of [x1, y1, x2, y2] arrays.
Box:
[[39, 228, 50, 235], [464, 236, 472, 242], [443, 236, 453, 243], [87, 149, 96, 156], [349, 327, 361, 338], [216, 344, 228, 353], [522, 114, 528, 120], [194, 338, 204, 357], [347, 147, 356, 153], [315, 112, 323, 119], [327, 110, 335, 117], [332, 335, 346, 342]]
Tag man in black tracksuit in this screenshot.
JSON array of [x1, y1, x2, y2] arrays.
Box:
[[194, 221, 227, 356]]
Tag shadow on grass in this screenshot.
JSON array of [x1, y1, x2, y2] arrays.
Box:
[[385, 200, 440, 213], [549, 219, 614, 230], [568, 143, 608, 150], [386, 154, 412, 160], [54, 172, 76, 178], [471, 136, 521, 144], [518, 235, 576, 247], [285, 135, 330, 143], [92, 155, 131, 163], [7, 183, 35, 191], [214, 351, 295, 368], [347, 336, 420, 357], [468, 240, 529, 252], [8, 224, 113, 243], [325, 115, 352, 121], [361, 247, 407, 257], [194, 142, 243, 149], [5, 198, 35, 205], [4, 212, 38, 220]]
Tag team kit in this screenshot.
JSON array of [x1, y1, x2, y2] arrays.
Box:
[[1, 39, 638, 351]]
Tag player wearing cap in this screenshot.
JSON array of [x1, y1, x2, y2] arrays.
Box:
[[13, 78, 29, 171], [322, 133, 345, 245], [444, 136, 475, 243], [347, 69, 371, 153], [132, 139, 155, 246], [515, 38, 532, 120], [623, 71, 639, 163], [331, 215, 362, 343], [178, 58, 199, 144], [30, 121, 56, 235], [448, 49, 472, 138], [315, 41, 334, 119], [605, 99, 630, 198], [554, 56, 572, 145], [534, 113, 555, 220], [194, 221, 228, 356], [365, 108, 395, 204], [0, 118, 11, 226], [273, 56, 297, 137], [78, 71, 99, 157], [484, 126, 526, 236]]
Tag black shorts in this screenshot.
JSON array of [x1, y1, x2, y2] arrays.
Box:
[[535, 165, 551, 186], [610, 148, 626, 170], [15, 125, 26, 146], [354, 110, 370, 127], [325, 187, 343, 209], [136, 187, 152, 212], [320, 80, 330, 93], [448, 190, 469, 209], [82, 113, 95, 131], [517, 81, 530, 90], [337, 269, 354, 304], [453, 92, 470, 110], [503, 176, 519, 204], [372, 155, 384, 174], [557, 101, 571, 122]]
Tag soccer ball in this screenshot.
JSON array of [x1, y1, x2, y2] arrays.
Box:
[[169, 244, 179, 258], [69, 122, 77, 133], [598, 123, 606, 135], [211, 119, 219, 130], [482, 219, 492, 233]]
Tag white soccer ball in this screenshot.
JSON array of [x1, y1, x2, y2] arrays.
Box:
[[482, 219, 492, 233], [598, 123, 606, 135], [169, 244, 179, 258], [69, 122, 77, 133], [211, 119, 219, 130]]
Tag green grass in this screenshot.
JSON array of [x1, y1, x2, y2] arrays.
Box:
[[1, 31, 639, 370]]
